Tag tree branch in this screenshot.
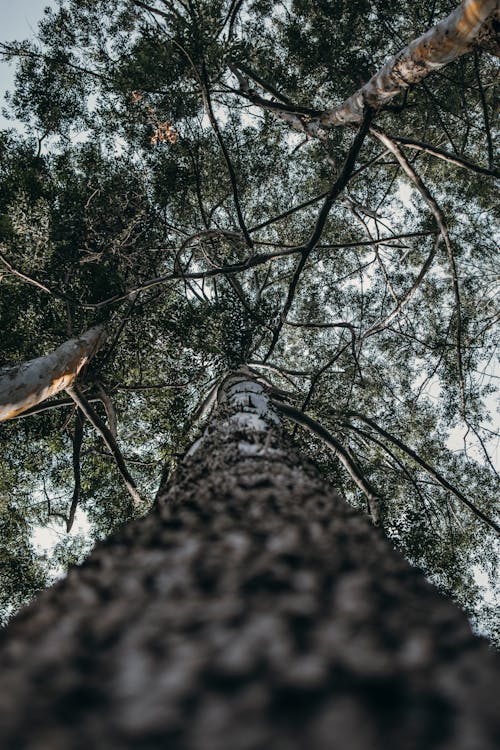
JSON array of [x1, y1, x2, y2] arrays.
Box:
[[272, 400, 381, 525], [370, 128, 467, 417], [387, 134, 498, 176], [66, 386, 142, 506], [66, 410, 85, 533], [346, 412, 500, 534], [263, 109, 373, 361]]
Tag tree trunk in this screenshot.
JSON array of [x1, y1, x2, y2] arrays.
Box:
[[0, 327, 105, 422], [0, 371, 498, 749]]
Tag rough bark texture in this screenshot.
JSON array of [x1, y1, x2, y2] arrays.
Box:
[[0, 374, 499, 749], [321, 0, 499, 125], [0, 326, 105, 422]]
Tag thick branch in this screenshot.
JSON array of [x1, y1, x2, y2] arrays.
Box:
[[320, 0, 499, 126], [232, 2, 498, 135], [0, 327, 106, 422]]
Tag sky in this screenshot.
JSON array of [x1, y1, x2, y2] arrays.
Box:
[[0, 0, 55, 127]]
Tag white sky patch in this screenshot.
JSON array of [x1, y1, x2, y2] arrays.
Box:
[[396, 180, 414, 209], [241, 106, 265, 128], [32, 506, 91, 556], [201, 105, 228, 131]]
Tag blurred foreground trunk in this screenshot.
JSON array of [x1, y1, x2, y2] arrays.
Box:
[[0, 371, 498, 749]]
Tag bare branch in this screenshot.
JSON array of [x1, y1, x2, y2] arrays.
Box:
[[66, 410, 85, 533], [263, 109, 373, 361], [272, 400, 381, 525], [66, 386, 142, 506], [95, 382, 118, 439], [473, 50, 495, 168], [387, 134, 499, 176], [346, 412, 500, 534], [0, 249, 56, 297], [200, 63, 253, 247], [370, 128, 467, 417]]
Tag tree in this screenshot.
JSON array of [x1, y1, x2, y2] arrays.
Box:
[[0, 0, 499, 729], [0, 370, 499, 748]]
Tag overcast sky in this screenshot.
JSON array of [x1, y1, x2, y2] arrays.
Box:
[[0, 0, 55, 126]]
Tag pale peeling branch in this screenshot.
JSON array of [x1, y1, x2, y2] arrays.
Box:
[[232, 1, 498, 134], [388, 134, 499, 176], [0, 327, 106, 422], [320, 0, 499, 126]]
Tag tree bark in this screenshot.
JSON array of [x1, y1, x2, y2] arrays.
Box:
[[320, 0, 499, 126], [0, 327, 106, 422], [0, 371, 498, 749]]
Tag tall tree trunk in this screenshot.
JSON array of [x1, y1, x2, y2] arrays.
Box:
[[0, 371, 498, 749], [0, 326, 105, 422]]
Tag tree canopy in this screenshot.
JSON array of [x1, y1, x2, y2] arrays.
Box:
[[0, 0, 498, 640]]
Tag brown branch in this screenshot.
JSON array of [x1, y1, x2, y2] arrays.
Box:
[[113, 381, 191, 391], [299, 343, 351, 415], [10, 395, 102, 419], [95, 382, 118, 439], [273, 400, 381, 525], [0, 249, 56, 296], [473, 50, 495, 169], [66, 386, 142, 506], [229, 65, 318, 137], [200, 63, 253, 247], [66, 410, 84, 533], [263, 109, 373, 361], [83, 231, 430, 311], [131, 0, 174, 22], [370, 128, 467, 417]]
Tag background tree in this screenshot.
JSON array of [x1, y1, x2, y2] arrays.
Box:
[[0, 0, 498, 647]]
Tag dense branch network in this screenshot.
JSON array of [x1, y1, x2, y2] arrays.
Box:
[[0, 0, 498, 621]]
